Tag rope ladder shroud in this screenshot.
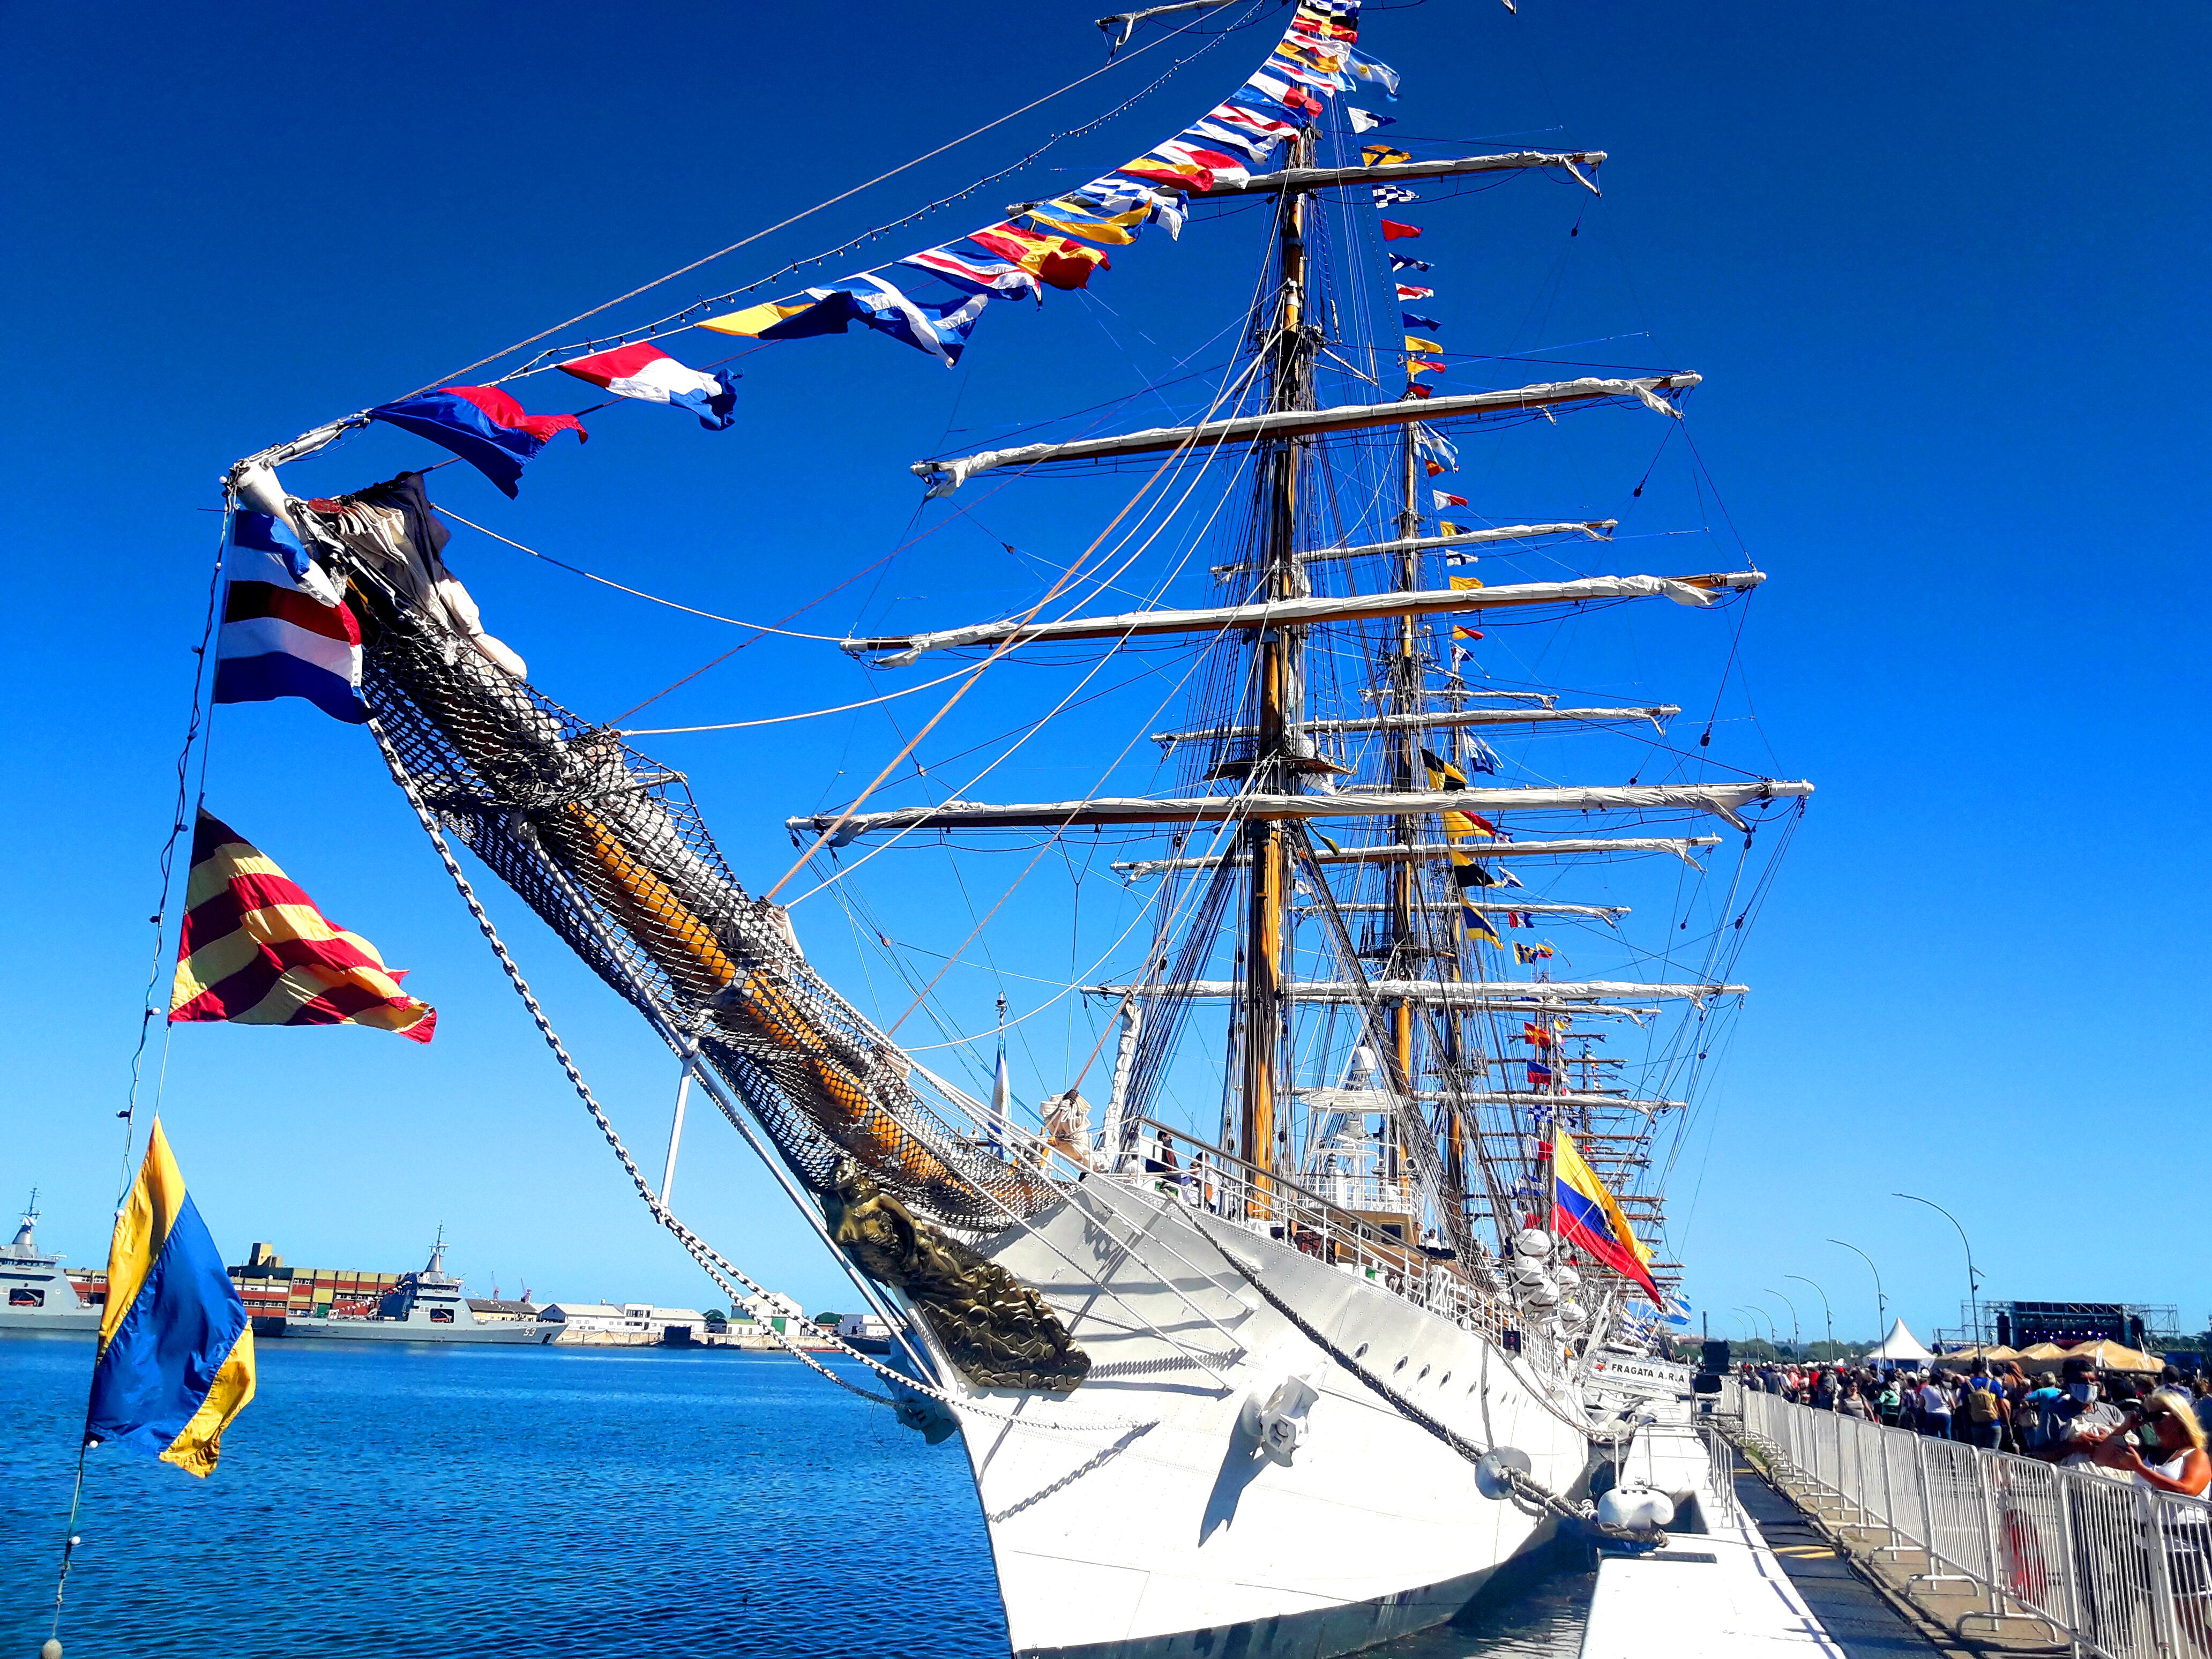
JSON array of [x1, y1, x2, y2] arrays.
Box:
[[355, 621, 1144, 1433]]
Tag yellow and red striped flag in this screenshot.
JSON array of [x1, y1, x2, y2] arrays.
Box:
[[168, 811, 435, 1042]]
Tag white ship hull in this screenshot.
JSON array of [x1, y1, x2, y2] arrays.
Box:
[[925, 1178, 1594, 1659]]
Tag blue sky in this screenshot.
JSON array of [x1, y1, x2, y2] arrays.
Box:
[[4, 2, 2207, 1343]]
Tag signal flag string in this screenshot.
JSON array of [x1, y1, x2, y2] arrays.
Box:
[[409, 1, 1268, 397]]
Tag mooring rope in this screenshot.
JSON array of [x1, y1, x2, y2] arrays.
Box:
[[1195, 1226, 1657, 1538]]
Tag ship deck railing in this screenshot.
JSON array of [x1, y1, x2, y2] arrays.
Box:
[[1118, 1117, 1513, 1349]]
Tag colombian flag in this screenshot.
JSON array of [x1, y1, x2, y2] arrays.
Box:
[[1552, 1129, 1662, 1306], [85, 1120, 256, 1476]]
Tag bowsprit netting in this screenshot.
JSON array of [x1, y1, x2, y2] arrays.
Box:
[[359, 607, 1057, 1236]]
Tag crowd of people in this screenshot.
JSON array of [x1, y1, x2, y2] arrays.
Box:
[[1739, 1354, 2212, 1497]]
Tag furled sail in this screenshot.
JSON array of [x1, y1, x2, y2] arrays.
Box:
[[911, 374, 1701, 495], [791, 780, 1811, 840], [845, 571, 1761, 664]]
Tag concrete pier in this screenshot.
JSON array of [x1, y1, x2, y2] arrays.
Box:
[[1581, 1420, 1957, 1659]]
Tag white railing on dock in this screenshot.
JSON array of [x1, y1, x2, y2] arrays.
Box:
[[1734, 1388, 2212, 1659], [1702, 1417, 1739, 1526]]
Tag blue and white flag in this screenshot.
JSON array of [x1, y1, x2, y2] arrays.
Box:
[[1411, 422, 1459, 475], [845, 275, 990, 368], [1348, 106, 1395, 133], [1188, 119, 1279, 166], [1345, 47, 1400, 97], [1373, 184, 1421, 207]]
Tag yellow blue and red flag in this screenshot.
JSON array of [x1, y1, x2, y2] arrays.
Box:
[[1551, 1129, 1663, 1306], [84, 1119, 256, 1476]]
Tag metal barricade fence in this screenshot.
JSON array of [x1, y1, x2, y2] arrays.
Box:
[[1726, 1387, 2212, 1659], [1920, 1432, 1997, 1588], [1702, 1417, 1740, 1525]]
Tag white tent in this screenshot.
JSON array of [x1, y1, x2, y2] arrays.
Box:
[[1864, 1318, 1934, 1366]]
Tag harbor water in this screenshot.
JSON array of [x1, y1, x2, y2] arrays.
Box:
[[0, 1336, 1591, 1657]]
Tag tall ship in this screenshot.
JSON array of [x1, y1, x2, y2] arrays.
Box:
[[200, 2, 1807, 1653], [0, 1193, 100, 1334]]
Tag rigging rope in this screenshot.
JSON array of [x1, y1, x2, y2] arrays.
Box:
[[763, 330, 1279, 904], [413, 2, 1267, 395], [432, 506, 851, 640], [363, 711, 1152, 1436], [621, 667, 979, 736]]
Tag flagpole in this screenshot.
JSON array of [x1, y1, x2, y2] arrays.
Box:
[[120, 505, 235, 1182], [51, 502, 238, 1659], [44, 1446, 88, 1658]]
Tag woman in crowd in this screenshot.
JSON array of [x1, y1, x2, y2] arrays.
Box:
[[1961, 1357, 2009, 1449], [1916, 1370, 1955, 1439], [1838, 1378, 1875, 1421], [1875, 1372, 1902, 1426], [2089, 1388, 2212, 1496], [2092, 1391, 2212, 1654]]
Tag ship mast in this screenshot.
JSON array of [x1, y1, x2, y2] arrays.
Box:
[[1387, 398, 1422, 1186], [1238, 129, 1317, 1193]]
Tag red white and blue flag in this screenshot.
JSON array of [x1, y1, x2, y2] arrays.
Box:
[[900, 245, 1043, 303], [1201, 100, 1299, 150], [557, 343, 738, 430], [367, 385, 587, 498], [213, 514, 365, 725]]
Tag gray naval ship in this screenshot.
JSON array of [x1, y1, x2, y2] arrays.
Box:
[[251, 1229, 557, 1344], [0, 1192, 100, 1334]]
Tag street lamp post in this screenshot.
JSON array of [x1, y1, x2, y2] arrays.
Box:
[[1764, 1288, 1801, 1359], [1787, 1273, 1835, 1357], [1829, 1237, 1889, 1352], [1896, 1192, 1985, 1355], [1734, 1306, 1773, 1356]]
